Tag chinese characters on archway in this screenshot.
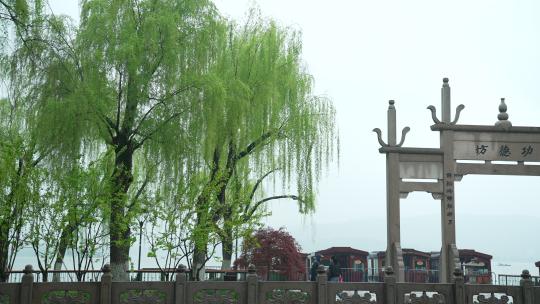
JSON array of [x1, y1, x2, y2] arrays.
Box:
[[444, 173, 454, 225], [472, 144, 535, 159]]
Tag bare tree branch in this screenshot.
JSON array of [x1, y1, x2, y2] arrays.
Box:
[[246, 195, 301, 220], [248, 168, 280, 202], [131, 85, 193, 141], [115, 68, 123, 130], [132, 109, 187, 150]]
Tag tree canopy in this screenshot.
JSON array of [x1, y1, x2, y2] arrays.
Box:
[[235, 227, 306, 281]]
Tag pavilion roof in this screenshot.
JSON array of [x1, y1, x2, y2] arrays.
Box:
[[459, 249, 492, 260], [316, 247, 369, 256]]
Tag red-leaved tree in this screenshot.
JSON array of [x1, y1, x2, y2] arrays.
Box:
[[234, 227, 306, 281]]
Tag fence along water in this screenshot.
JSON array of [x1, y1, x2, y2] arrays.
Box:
[[0, 264, 538, 303]]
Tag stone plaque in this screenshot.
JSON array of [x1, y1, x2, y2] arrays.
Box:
[[399, 161, 443, 179], [454, 141, 540, 161]]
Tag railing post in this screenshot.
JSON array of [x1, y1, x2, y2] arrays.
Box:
[[247, 264, 258, 303], [175, 264, 187, 304], [20, 265, 33, 304], [316, 265, 327, 304], [453, 268, 465, 304], [520, 269, 533, 304], [100, 264, 112, 304], [384, 266, 396, 304]]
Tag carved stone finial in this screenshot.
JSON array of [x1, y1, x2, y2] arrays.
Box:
[[101, 264, 111, 273], [373, 128, 388, 147], [521, 269, 531, 279], [384, 266, 394, 276], [177, 264, 187, 273], [495, 98, 512, 129], [453, 267, 463, 277], [443, 77, 449, 84], [317, 265, 326, 275], [451, 104, 465, 125], [248, 264, 256, 274], [23, 264, 33, 274], [427, 105, 442, 124], [375, 100, 410, 148]]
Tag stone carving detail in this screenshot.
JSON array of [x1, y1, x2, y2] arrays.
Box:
[[475, 293, 510, 304], [266, 289, 310, 304], [0, 294, 8, 304], [336, 290, 375, 303], [406, 291, 445, 304], [193, 289, 238, 304], [42, 291, 90, 304], [119, 290, 166, 304]]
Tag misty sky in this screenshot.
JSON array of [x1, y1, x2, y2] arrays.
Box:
[[44, 0, 540, 274]]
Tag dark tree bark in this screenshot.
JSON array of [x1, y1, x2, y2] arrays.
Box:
[[109, 131, 135, 281]]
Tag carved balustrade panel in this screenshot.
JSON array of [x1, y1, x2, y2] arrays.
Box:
[[119, 290, 167, 304], [534, 287, 540, 304], [42, 291, 91, 304], [327, 282, 383, 304], [0, 294, 8, 304], [188, 281, 246, 304], [193, 289, 239, 304], [0, 283, 20, 304], [335, 290, 376, 304], [473, 293, 511, 304], [112, 281, 173, 304], [465, 284, 521, 304], [32, 282, 99, 304], [258, 281, 315, 304], [397, 283, 453, 304], [405, 291, 445, 304], [266, 289, 310, 304]]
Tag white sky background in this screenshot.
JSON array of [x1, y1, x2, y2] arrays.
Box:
[[45, 0, 540, 274]]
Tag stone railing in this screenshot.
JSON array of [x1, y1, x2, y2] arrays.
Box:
[[0, 265, 538, 303]]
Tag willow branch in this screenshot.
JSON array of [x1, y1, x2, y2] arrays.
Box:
[[246, 195, 301, 220], [246, 168, 280, 211], [235, 130, 274, 161], [132, 109, 187, 150]]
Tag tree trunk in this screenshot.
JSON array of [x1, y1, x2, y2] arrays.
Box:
[[218, 144, 235, 270], [221, 236, 233, 270], [0, 160, 25, 282], [191, 245, 207, 281], [0, 221, 10, 282], [52, 223, 72, 282], [220, 208, 234, 270], [109, 139, 134, 281]]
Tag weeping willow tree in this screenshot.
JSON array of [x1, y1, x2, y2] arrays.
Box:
[[190, 12, 338, 274], [0, 0, 52, 282], [33, 0, 225, 280]]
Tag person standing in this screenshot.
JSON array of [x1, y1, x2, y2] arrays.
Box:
[[328, 256, 342, 282], [310, 255, 321, 281]]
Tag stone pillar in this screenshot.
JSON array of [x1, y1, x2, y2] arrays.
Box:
[[385, 100, 405, 282], [247, 265, 258, 304], [439, 78, 459, 283], [520, 270, 533, 304], [316, 265, 327, 304], [384, 266, 397, 304], [20, 265, 33, 304], [453, 268, 465, 304], [100, 264, 112, 304], [175, 264, 187, 304]]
